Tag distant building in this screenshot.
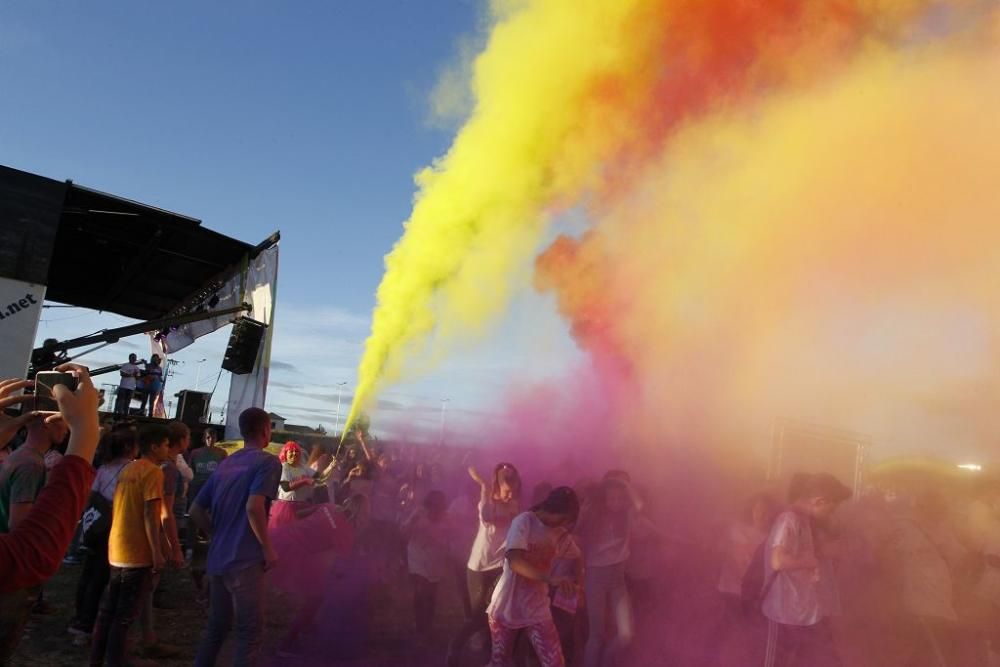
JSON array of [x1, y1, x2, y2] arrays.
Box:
[[268, 412, 286, 432], [283, 423, 324, 436]]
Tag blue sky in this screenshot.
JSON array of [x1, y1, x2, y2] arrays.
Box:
[[1, 1, 581, 440]]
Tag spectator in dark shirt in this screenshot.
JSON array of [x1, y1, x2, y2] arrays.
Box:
[[188, 428, 228, 601]]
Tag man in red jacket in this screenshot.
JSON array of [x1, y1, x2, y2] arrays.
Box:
[[0, 366, 100, 662]]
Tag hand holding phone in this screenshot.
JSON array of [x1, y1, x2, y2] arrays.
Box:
[[34, 371, 79, 412], [50, 364, 101, 464]]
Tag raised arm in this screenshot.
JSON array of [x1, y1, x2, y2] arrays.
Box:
[[468, 466, 490, 509], [0, 366, 102, 591], [356, 429, 374, 463], [315, 457, 340, 483]]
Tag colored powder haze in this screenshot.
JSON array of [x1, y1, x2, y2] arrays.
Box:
[[346, 1, 1000, 467]]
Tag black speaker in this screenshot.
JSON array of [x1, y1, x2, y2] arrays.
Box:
[[175, 390, 210, 423], [221, 318, 266, 375]]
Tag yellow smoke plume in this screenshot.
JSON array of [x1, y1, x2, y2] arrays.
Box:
[[344, 0, 656, 428]]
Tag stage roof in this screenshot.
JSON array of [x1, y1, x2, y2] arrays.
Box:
[[0, 165, 253, 320]]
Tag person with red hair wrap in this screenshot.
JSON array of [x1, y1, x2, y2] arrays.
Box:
[[268, 441, 317, 531]]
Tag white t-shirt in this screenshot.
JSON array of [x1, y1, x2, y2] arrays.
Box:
[[762, 510, 839, 626], [407, 513, 452, 582], [580, 507, 634, 568], [278, 463, 316, 502], [486, 511, 580, 629], [467, 494, 519, 572], [119, 363, 140, 391]]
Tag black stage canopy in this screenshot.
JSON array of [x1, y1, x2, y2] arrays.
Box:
[[0, 164, 253, 320]]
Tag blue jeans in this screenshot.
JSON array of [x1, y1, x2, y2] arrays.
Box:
[[195, 565, 266, 667], [75, 542, 111, 632], [90, 567, 153, 667], [583, 562, 634, 667]]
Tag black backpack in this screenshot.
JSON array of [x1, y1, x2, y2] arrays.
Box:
[[79, 463, 127, 550]]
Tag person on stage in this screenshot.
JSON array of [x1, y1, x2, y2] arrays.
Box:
[[138, 356, 164, 418], [114, 354, 141, 416]]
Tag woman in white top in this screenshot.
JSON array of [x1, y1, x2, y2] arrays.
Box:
[[486, 486, 581, 667], [269, 441, 320, 531], [446, 462, 521, 667]]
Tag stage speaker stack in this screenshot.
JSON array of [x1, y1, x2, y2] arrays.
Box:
[[221, 318, 266, 375], [175, 390, 210, 423]]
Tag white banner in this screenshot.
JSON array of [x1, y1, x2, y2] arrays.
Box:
[[151, 260, 247, 356], [0, 278, 46, 379], [225, 244, 279, 440]]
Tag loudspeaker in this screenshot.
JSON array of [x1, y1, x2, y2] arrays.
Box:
[[221, 318, 266, 375], [175, 390, 210, 423]]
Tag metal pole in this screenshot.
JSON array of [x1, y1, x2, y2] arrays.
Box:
[[334, 382, 347, 434], [36, 303, 252, 357]]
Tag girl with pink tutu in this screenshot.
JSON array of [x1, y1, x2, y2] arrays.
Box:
[[268, 441, 318, 530]]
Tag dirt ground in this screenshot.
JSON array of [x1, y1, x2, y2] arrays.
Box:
[[13, 560, 474, 667]]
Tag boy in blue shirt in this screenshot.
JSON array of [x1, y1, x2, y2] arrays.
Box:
[[191, 408, 280, 667]]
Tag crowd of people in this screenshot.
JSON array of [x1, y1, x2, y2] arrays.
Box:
[[3, 365, 1000, 666]]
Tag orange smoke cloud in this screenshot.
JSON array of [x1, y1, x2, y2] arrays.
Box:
[[538, 19, 1000, 458]]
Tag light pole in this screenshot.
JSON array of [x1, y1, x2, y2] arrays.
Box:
[[439, 398, 450, 445], [334, 382, 348, 434], [194, 358, 207, 389]]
